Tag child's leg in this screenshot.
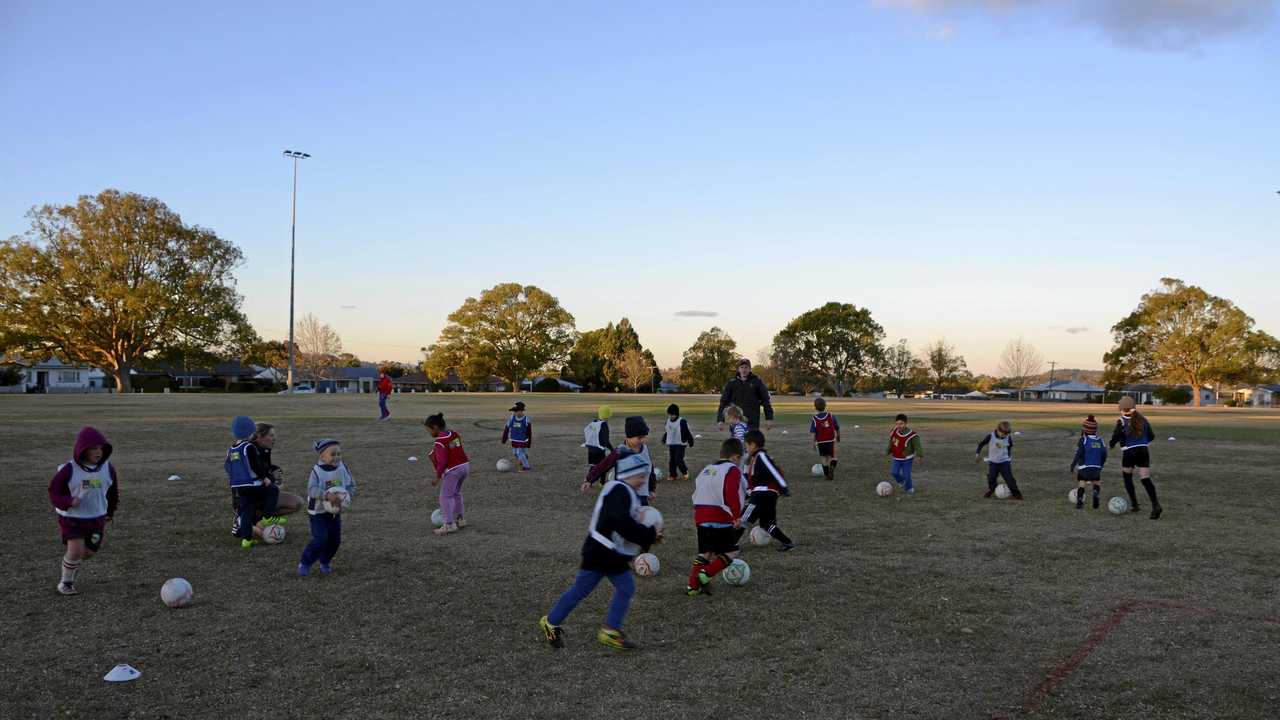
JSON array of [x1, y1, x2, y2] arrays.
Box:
[[1092, 481, 1101, 509], [548, 569, 605, 625], [890, 459, 904, 485], [1137, 467, 1159, 504], [902, 459, 914, 492], [378, 393, 389, 418], [758, 495, 792, 545], [453, 467, 467, 519], [516, 447, 530, 469], [440, 470, 459, 524], [235, 488, 260, 540], [668, 446, 679, 479], [986, 463, 999, 493], [1076, 479, 1086, 507], [300, 514, 329, 567], [60, 538, 85, 586], [1001, 464, 1022, 497], [603, 570, 636, 630], [321, 515, 342, 565], [675, 445, 688, 477], [1122, 467, 1139, 508]]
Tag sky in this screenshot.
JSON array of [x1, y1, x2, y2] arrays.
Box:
[[2, 1, 1278, 375]]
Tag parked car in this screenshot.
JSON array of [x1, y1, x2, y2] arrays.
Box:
[[278, 384, 316, 395]]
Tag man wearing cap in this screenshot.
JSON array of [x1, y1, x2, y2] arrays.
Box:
[[582, 416, 658, 505], [502, 401, 533, 472], [717, 359, 774, 431]]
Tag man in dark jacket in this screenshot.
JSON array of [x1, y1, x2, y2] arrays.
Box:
[[717, 358, 774, 430]]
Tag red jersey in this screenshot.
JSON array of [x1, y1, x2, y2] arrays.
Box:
[[377, 376, 392, 395], [692, 460, 745, 525], [810, 412, 839, 443], [430, 430, 469, 477], [888, 428, 919, 460]]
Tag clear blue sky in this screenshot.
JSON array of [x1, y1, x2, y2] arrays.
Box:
[[3, 1, 1277, 374]]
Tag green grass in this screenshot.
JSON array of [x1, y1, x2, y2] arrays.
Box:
[[2, 394, 1278, 719]]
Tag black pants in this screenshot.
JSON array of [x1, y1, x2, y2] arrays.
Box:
[[233, 484, 278, 540], [986, 462, 1021, 495], [744, 491, 778, 528], [668, 445, 688, 477]]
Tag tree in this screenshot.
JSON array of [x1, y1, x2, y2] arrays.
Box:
[[921, 339, 967, 393], [565, 317, 657, 392], [880, 339, 924, 396], [680, 327, 738, 393], [243, 339, 294, 369], [296, 313, 343, 381], [1103, 278, 1272, 407], [618, 348, 652, 393], [1153, 385, 1192, 405], [0, 189, 249, 393], [426, 283, 576, 391], [338, 352, 363, 368], [752, 346, 786, 394], [998, 337, 1044, 400], [771, 302, 885, 397]]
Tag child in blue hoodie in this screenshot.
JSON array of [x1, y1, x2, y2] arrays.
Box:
[[48, 427, 120, 595], [1071, 415, 1108, 510]]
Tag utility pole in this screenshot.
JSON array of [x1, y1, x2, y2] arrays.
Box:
[[282, 150, 310, 394], [1046, 360, 1057, 402]]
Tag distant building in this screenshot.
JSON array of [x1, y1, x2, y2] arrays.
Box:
[[1121, 383, 1217, 406], [392, 372, 433, 392], [1233, 384, 1280, 407], [1022, 380, 1105, 403], [657, 381, 681, 394], [520, 376, 584, 393], [3, 357, 109, 393], [314, 367, 378, 393]]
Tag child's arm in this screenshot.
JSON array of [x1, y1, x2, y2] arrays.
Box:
[[758, 452, 789, 496], [501, 421, 510, 445], [681, 419, 694, 447], [1099, 442, 1108, 467], [1070, 439, 1085, 471], [834, 415, 841, 443], [527, 421, 532, 448], [430, 440, 447, 479], [583, 448, 621, 489], [603, 488, 658, 548], [1144, 420, 1154, 444], [343, 465, 356, 498], [306, 467, 323, 510], [809, 417, 817, 445], [47, 464, 75, 510], [106, 466, 120, 518], [723, 469, 744, 525], [975, 434, 991, 458], [911, 435, 923, 461], [1108, 420, 1123, 449]]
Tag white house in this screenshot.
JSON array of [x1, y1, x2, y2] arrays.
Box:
[[1235, 385, 1280, 407], [1022, 380, 1105, 403], [13, 357, 109, 393]]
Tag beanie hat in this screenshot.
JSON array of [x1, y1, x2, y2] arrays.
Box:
[[232, 415, 256, 439], [314, 438, 340, 453], [624, 416, 649, 438], [1082, 415, 1098, 434], [597, 405, 613, 420]]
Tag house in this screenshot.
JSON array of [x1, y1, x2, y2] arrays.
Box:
[[1235, 384, 1280, 407], [520, 376, 584, 393], [1122, 384, 1218, 406], [1021, 380, 1105, 403], [314, 367, 378, 394], [253, 367, 288, 385], [987, 388, 1018, 401], [657, 381, 681, 394], [9, 357, 110, 393], [484, 376, 510, 392], [393, 373, 433, 393]]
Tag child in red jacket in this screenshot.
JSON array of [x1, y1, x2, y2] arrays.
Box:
[[48, 427, 120, 595], [426, 413, 470, 535]]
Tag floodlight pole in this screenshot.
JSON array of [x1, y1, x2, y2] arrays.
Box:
[[283, 150, 310, 394]]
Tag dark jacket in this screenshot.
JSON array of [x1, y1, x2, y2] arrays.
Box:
[[717, 373, 774, 427], [580, 482, 657, 574]]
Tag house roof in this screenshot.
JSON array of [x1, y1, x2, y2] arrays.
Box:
[[1026, 380, 1104, 393], [335, 367, 379, 380], [213, 361, 247, 376], [1123, 384, 1161, 392], [394, 373, 431, 384]]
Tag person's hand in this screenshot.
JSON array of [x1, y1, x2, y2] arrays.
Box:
[[717, 422, 725, 432], [732, 517, 742, 529], [430, 477, 440, 487], [579, 481, 591, 495], [974, 455, 983, 464], [70, 497, 81, 508]]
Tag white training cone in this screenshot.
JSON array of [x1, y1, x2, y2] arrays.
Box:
[[781, 430, 789, 434], [104, 664, 141, 682], [694, 434, 702, 439], [1168, 437, 1176, 441], [167, 474, 181, 481], [408, 456, 418, 463]]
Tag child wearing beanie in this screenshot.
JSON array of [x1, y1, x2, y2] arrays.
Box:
[[581, 405, 614, 470], [583, 416, 658, 505], [1070, 415, 1108, 509], [662, 403, 694, 482], [299, 439, 356, 575], [225, 415, 279, 548]]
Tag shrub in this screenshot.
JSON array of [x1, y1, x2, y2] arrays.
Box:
[[532, 377, 561, 393], [1154, 385, 1192, 405], [0, 366, 23, 386]]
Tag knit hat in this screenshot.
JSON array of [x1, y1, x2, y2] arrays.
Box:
[[597, 405, 613, 420], [1118, 396, 1136, 411], [1082, 415, 1098, 435], [314, 438, 340, 453], [624, 416, 649, 438], [232, 415, 256, 439]]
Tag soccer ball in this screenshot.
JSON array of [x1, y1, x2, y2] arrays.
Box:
[[431, 508, 444, 527], [261, 524, 286, 544], [654, 468, 666, 482], [720, 558, 751, 586], [811, 464, 824, 477], [876, 481, 893, 497], [160, 578, 193, 608], [636, 506, 664, 535], [633, 553, 660, 577], [1108, 496, 1130, 515], [749, 526, 771, 546], [1067, 488, 1081, 505], [322, 488, 351, 515], [994, 484, 1012, 499], [496, 458, 513, 473]]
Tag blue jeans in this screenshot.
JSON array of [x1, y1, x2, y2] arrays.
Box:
[[891, 458, 914, 492], [300, 513, 342, 566], [548, 568, 635, 630], [514, 447, 530, 469], [378, 393, 389, 418]]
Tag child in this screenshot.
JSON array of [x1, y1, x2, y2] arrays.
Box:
[[581, 405, 613, 470], [48, 427, 119, 595], [584, 417, 657, 505], [662, 403, 694, 482], [886, 413, 923, 495], [539, 440, 661, 651], [230, 422, 304, 540], [810, 397, 841, 480], [742, 430, 795, 551], [976, 421, 1023, 500], [686, 439, 747, 596], [501, 401, 532, 472], [1071, 415, 1108, 509], [1109, 397, 1162, 519], [298, 439, 356, 575], [724, 404, 749, 452], [226, 415, 279, 549], [426, 413, 470, 536]]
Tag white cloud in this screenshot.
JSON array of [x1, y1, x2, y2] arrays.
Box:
[[674, 310, 719, 318]]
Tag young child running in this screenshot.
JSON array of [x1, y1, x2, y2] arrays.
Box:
[[48, 427, 119, 595], [686, 439, 747, 596], [886, 413, 923, 495], [426, 413, 469, 536], [742, 430, 795, 551], [583, 417, 657, 505], [581, 405, 613, 470], [299, 439, 356, 575], [975, 421, 1023, 500], [662, 403, 695, 482], [1109, 397, 1162, 519], [810, 397, 841, 480], [540, 440, 661, 651], [1071, 415, 1108, 509], [501, 401, 532, 472], [226, 415, 279, 549]]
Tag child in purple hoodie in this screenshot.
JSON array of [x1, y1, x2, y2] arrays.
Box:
[[48, 427, 120, 595]]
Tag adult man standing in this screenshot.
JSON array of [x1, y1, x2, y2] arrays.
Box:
[[377, 370, 393, 420], [717, 358, 774, 430]]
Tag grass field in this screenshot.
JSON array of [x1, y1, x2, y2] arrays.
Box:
[[3, 393, 1278, 719]]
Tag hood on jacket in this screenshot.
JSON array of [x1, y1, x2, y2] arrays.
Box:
[[74, 426, 112, 468]]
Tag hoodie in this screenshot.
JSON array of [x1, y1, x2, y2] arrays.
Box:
[[48, 427, 119, 519]]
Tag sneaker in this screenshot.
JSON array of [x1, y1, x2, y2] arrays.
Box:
[[241, 539, 258, 549], [434, 523, 458, 536], [1092, 496, 1100, 509], [596, 628, 637, 651], [1150, 503, 1163, 520], [686, 571, 713, 596], [56, 581, 78, 595], [905, 488, 915, 496], [1130, 503, 1141, 513], [455, 517, 468, 529], [777, 542, 797, 552], [231, 516, 242, 536], [982, 489, 994, 498], [263, 515, 288, 526], [1076, 499, 1084, 509], [319, 564, 333, 574], [297, 563, 310, 577], [1011, 493, 1024, 500], [539, 615, 564, 649]]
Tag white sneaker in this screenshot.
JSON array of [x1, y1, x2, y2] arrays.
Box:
[[57, 582, 78, 595], [455, 517, 467, 529], [433, 523, 458, 536]]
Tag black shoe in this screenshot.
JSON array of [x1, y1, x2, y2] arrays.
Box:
[[1092, 496, 1100, 509], [1076, 500, 1083, 509], [1150, 503, 1163, 520], [777, 543, 796, 552], [1130, 503, 1141, 513]]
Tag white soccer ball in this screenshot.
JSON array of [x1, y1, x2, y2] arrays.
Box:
[[496, 458, 513, 473], [633, 553, 660, 577], [720, 558, 751, 586], [261, 524, 286, 544], [749, 526, 771, 546], [408, 456, 418, 464], [654, 468, 666, 482], [994, 484, 1012, 499], [811, 463, 824, 477], [431, 508, 444, 527], [876, 481, 893, 497], [160, 578, 193, 608], [635, 506, 664, 535], [1108, 496, 1130, 515], [322, 488, 351, 515], [1068, 488, 1081, 505]]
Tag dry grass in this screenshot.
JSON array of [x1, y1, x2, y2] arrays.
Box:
[[2, 393, 1278, 719]]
